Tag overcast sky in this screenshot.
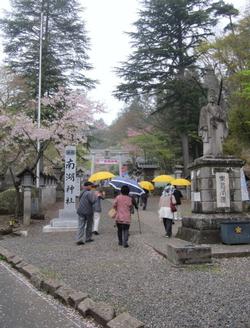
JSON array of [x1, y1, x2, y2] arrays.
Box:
[[0, 0, 248, 124]]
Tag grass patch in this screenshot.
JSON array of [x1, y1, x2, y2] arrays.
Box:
[[184, 263, 221, 273], [0, 255, 6, 261]]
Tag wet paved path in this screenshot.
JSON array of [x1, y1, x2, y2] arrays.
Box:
[[0, 262, 98, 328]]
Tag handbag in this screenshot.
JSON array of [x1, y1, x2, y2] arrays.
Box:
[[108, 208, 117, 219], [170, 196, 177, 213]]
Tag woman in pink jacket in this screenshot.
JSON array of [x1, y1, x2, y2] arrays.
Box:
[[113, 185, 137, 248]]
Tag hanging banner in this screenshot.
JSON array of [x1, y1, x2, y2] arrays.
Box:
[[95, 158, 119, 164]]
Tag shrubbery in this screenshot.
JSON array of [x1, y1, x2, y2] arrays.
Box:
[[0, 189, 17, 214]]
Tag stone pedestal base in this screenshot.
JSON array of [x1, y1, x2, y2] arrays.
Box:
[[166, 238, 212, 265], [176, 213, 250, 244], [43, 209, 78, 232]]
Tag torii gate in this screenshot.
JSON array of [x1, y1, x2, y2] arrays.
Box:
[[90, 150, 129, 176]]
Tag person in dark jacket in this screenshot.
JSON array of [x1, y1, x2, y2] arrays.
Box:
[[173, 185, 183, 220], [140, 189, 149, 210], [76, 181, 97, 245]]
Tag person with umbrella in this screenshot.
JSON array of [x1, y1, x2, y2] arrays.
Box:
[[158, 184, 177, 238], [112, 185, 138, 248], [92, 184, 105, 235]]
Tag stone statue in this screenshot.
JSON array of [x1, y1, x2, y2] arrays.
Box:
[[199, 88, 228, 156]]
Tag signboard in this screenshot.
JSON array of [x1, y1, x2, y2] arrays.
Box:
[[64, 145, 76, 210], [193, 192, 201, 202], [95, 159, 119, 165], [216, 172, 230, 208]]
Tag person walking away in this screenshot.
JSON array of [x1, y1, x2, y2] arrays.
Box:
[[92, 186, 105, 235], [158, 185, 176, 237], [76, 181, 97, 245], [113, 185, 138, 248], [140, 189, 149, 210], [173, 185, 183, 220]]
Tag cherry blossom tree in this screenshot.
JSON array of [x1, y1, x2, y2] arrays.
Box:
[[0, 87, 102, 178]]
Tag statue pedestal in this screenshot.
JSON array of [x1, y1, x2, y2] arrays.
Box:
[[177, 156, 250, 243]]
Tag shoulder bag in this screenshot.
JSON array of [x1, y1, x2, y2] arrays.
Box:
[[170, 196, 177, 213]]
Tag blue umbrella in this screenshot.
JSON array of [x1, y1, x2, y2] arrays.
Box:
[[109, 176, 145, 196]]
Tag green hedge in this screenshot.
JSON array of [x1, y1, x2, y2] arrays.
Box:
[[0, 189, 17, 214]]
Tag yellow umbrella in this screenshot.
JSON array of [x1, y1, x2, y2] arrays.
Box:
[[89, 171, 115, 182], [171, 178, 191, 186], [139, 181, 155, 191], [152, 175, 174, 183]]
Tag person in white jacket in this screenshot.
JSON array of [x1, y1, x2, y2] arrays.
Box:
[[158, 185, 176, 237], [92, 186, 105, 235]]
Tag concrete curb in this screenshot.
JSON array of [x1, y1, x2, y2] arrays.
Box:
[[0, 245, 145, 328]]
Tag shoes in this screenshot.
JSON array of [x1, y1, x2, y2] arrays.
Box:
[[86, 239, 94, 243], [76, 241, 85, 245], [93, 231, 99, 235], [118, 242, 122, 246], [164, 235, 170, 238], [123, 244, 129, 248]]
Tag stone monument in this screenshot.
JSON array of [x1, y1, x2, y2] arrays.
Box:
[[43, 145, 78, 232], [177, 68, 250, 243]]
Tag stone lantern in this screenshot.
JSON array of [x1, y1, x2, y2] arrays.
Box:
[[17, 168, 34, 226], [174, 165, 183, 179], [20, 168, 34, 187]]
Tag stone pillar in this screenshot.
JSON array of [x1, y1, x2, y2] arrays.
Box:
[[23, 186, 32, 226], [43, 145, 78, 232], [118, 153, 122, 176]]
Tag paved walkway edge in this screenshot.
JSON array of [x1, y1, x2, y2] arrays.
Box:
[[0, 245, 145, 328]]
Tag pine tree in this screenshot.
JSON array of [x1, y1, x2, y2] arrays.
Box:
[[0, 0, 95, 97], [115, 0, 238, 174]]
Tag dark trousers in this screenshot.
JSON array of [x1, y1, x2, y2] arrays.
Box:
[[117, 223, 130, 246], [77, 214, 93, 242], [140, 197, 148, 210], [162, 218, 173, 237]]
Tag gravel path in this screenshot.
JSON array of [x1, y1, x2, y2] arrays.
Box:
[[0, 197, 250, 328]]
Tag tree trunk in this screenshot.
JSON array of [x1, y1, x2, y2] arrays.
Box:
[[9, 167, 22, 219], [180, 133, 189, 177]]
